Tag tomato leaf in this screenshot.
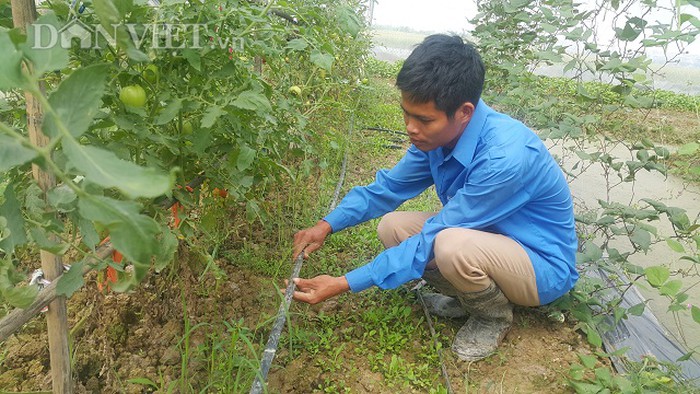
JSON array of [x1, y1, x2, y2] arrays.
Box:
[[201, 106, 224, 128], [0, 281, 38, 309], [78, 217, 100, 250], [232, 90, 271, 112], [155, 99, 183, 125], [63, 138, 173, 199], [182, 49, 201, 71], [56, 260, 86, 297], [0, 30, 26, 90], [310, 50, 334, 71], [21, 12, 70, 75], [0, 135, 37, 173], [286, 38, 308, 51], [237, 145, 256, 171], [43, 64, 109, 138], [29, 227, 69, 255], [78, 196, 160, 265], [0, 185, 28, 254], [154, 227, 178, 272]]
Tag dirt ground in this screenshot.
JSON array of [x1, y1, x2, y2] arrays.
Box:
[[0, 248, 594, 393]]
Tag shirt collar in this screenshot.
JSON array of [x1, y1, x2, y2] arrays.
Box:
[[450, 99, 491, 166]]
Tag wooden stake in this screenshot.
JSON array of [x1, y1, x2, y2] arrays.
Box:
[[10, 0, 73, 392]]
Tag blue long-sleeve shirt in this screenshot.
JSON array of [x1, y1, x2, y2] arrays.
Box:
[[324, 100, 578, 305]]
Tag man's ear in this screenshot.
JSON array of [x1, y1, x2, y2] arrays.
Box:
[[456, 102, 475, 126]]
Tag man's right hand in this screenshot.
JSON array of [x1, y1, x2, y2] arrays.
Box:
[[293, 220, 333, 258]]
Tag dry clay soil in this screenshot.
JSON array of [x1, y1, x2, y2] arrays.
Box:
[[0, 253, 595, 393]]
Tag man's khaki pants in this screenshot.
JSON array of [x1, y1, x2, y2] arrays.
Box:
[[377, 212, 540, 306]]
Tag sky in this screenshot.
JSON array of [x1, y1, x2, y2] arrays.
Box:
[[370, 0, 700, 68], [371, 0, 476, 33]]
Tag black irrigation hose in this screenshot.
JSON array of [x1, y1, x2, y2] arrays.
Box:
[[249, 115, 354, 394], [248, 252, 305, 394], [362, 126, 405, 136]]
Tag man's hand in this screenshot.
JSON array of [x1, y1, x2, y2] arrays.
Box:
[[293, 220, 332, 258], [287, 275, 350, 305]]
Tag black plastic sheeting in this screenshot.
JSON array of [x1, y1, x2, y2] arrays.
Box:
[[587, 266, 700, 384]]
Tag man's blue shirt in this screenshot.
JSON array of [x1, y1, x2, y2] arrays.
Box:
[[324, 100, 578, 305]]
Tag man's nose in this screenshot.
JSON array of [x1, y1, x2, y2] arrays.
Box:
[[405, 119, 419, 136]]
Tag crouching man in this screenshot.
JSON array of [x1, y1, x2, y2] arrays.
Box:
[[291, 34, 578, 361]]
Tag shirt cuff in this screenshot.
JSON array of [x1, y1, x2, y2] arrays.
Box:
[[345, 264, 374, 292], [323, 210, 348, 233]]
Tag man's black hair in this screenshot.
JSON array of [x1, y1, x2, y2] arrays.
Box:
[[396, 34, 485, 118]]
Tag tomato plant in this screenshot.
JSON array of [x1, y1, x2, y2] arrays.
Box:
[[0, 0, 370, 304]]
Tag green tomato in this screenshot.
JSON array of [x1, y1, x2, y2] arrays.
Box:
[[119, 85, 147, 107], [182, 120, 193, 135], [289, 85, 302, 96]]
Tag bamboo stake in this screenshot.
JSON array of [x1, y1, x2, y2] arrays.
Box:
[[0, 245, 114, 342], [10, 0, 73, 392]]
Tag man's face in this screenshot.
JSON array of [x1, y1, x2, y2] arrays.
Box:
[[400, 92, 473, 152]]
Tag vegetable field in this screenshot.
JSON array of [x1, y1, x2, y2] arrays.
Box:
[[2, 0, 700, 393]]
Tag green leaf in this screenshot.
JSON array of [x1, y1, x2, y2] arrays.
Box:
[[29, 227, 69, 255], [155, 99, 182, 125], [630, 228, 651, 251], [201, 106, 224, 128], [182, 49, 201, 71], [22, 12, 70, 74], [93, 0, 122, 32], [336, 5, 362, 38], [569, 380, 603, 394], [310, 50, 334, 71], [578, 353, 598, 369], [645, 266, 669, 287], [677, 142, 699, 155], [47, 184, 77, 212], [677, 351, 696, 362], [232, 90, 271, 112], [0, 185, 28, 254], [56, 260, 86, 297], [78, 217, 100, 250], [1, 282, 39, 309], [692, 305, 700, 324], [628, 302, 645, 316], [666, 238, 685, 253], [660, 280, 682, 296], [594, 367, 612, 386], [237, 145, 256, 171], [586, 325, 602, 348], [43, 64, 109, 138], [154, 227, 177, 272], [286, 38, 308, 51], [63, 138, 173, 199], [616, 17, 646, 41], [0, 135, 37, 173], [0, 30, 26, 90], [78, 195, 160, 265]]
